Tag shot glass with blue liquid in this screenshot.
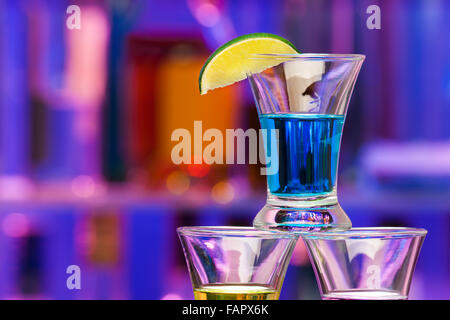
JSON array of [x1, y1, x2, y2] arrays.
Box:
[[248, 54, 365, 232]]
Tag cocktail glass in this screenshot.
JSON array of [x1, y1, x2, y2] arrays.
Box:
[[302, 227, 427, 300], [177, 226, 298, 300], [248, 53, 365, 232]]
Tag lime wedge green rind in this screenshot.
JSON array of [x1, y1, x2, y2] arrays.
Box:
[[199, 33, 300, 95]]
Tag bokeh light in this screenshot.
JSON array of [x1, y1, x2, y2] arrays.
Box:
[[211, 181, 235, 204], [185, 156, 211, 178], [71, 175, 96, 198], [166, 171, 190, 195], [2, 213, 30, 238], [194, 3, 220, 27], [161, 293, 183, 300]]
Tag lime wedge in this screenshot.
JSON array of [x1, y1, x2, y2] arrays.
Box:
[[199, 33, 299, 95]]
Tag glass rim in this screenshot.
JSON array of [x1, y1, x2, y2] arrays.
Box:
[[248, 53, 366, 61], [177, 226, 298, 239], [301, 227, 427, 239]]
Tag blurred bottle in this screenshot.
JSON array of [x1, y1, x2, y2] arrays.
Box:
[[125, 35, 208, 186], [76, 210, 126, 299], [18, 234, 44, 299], [126, 34, 241, 192]]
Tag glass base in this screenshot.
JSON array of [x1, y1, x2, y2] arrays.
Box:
[[252, 194, 352, 233]]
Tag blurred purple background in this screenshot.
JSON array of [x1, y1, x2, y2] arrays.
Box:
[[0, 0, 448, 299]]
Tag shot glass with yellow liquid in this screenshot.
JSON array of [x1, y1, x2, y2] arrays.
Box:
[[177, 227, 298, 300]]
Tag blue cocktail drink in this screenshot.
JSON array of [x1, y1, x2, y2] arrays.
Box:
[[248, 53, 364, 232], [260, 113, 344, 197]]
